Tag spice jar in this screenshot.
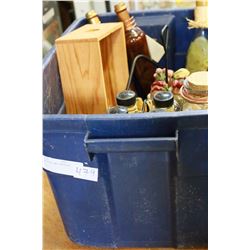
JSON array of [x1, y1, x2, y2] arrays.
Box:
[[116, 90, 142, 113], [180, 71, 208, 111], [145, 92, 180, 112], [151, 91, 175, 112]]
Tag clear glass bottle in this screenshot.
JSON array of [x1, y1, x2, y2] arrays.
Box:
[[116, 90, 140, 113], [151, 91, 175, 112], [85, 10, 101, 24], [186, 28, 208, 73], [186, 0, 208, 73], [114, 2, 155, 99]]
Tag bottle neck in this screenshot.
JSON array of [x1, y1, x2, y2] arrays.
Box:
[[194, 27, 207, 38], [86, 10, 101, 24], [116, 9, 136, 31], [124, 16, 136, 31], [116, 7, 130, 21], [87, 16, 101, 24]]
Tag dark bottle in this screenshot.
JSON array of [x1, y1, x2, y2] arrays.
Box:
[[114, 2, 155, 99], [85, 10, 101, 24]]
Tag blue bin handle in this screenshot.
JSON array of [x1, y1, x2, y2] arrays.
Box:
[[84, 131, 178, 157]]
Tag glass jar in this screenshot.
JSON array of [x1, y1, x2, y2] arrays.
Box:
[[180, 71, 208, 111], [150, 91, 175, 112], [145, 92, 180, 112], [116, 90, 142, 113]]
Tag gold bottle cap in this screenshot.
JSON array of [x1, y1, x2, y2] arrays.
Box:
[[86, 10, 98, 20], [114, 2, 127, 13], [196, 0, 208, 7]]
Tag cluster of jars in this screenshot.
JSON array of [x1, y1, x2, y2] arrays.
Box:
[[108, 89, 176, 114], [108, 71, 208, 114]]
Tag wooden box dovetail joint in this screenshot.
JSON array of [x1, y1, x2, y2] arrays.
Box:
[[55, 23, 129, 114]]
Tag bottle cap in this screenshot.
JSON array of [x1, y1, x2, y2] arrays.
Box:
[[114, 2, 127, 13], [196, 0, 208, 7], [86, 10, 98, 20], [153, 91, 174, 108], [116, 90, 136, 107]]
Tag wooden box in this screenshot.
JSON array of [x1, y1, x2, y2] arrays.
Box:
[[55, 23, 129, 114]]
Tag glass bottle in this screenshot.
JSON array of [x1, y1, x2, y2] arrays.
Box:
[[151, 91, 175, 112], [116, 90, 140, 113], [186, 28, 208, 73], [114, 2, 155, 99], [186, 0, 208, 73], [85, 10, 101, 24]]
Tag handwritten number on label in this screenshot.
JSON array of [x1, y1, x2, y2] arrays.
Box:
[[74, 166, 98, 182]]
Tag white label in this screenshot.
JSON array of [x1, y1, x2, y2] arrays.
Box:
[[74, 165, 98, 182], [43, 155, 98, 182], [146, 35, 165, 63]]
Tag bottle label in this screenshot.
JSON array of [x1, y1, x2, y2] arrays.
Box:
[[146, 35, 165, 63]]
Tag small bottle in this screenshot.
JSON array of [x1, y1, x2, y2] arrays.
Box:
[[151, 91, 175, 112], [116, 90, 139, 113], [186, 0, 208, 73], [85, 10, 101, 24], [186, 28, 208, 73], [114, 2, 155, 99]]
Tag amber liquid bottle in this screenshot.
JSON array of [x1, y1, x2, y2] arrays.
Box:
[[114, 2, 155, 99], [85, 10, 101, 24]]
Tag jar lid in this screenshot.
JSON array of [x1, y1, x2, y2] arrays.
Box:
[[114, 2, 127, 13], [116, 90, 136, 107], [153, 91, 174, 108], [187, 71, 208, 92]]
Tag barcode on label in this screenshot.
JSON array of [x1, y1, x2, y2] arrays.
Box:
[[74, 165, 98, 182]]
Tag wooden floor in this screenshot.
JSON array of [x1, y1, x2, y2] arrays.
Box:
[[43, 173, 207, 250]]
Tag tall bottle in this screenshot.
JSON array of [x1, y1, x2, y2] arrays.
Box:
[[114, 2, 155, 99], [186, 0, 208, 73], [85, 10, 101, 24]]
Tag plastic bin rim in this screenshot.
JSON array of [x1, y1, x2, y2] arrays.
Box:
[[43, 109, 208, 120]]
